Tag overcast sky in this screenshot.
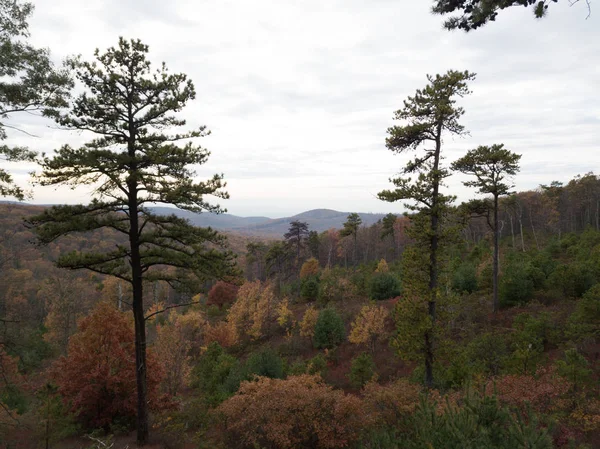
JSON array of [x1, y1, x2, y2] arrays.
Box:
[[5, 0, 599, 217]]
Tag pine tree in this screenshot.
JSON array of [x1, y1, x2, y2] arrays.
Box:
[[340, 213, 362, 265], [378, 70, 475, 387], [284, 220, 310, 265], [452, 144, 521, 313], [28, 38, 236, 445], [0, 0, 72, 200], [431, 0, 586, 31]]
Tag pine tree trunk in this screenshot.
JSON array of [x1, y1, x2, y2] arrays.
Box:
[[425, 124, 442, 388], [493, 194, 499, 313], [128, 100, 149, 445], [130, 204, 149, 445]]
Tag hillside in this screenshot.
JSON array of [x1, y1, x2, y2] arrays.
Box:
[[150, 207, 387, 236]]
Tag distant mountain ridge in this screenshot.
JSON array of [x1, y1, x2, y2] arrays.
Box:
[[0, 201, 389, 237], [150, 207, 388, 236]]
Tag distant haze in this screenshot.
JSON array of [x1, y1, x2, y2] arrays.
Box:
[[151, 207, 387, 237]]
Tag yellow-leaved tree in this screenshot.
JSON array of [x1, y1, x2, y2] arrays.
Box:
[[375, 259, 389, 273], [300, 258, 320, 279], [299, 306, 319, 339], [227, 280, 277, 341], [349, 304, 389, 353], [276, 298, 294, 334]]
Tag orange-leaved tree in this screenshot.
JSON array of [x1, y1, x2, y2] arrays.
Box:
[[52, 302, 164, 430], [217, 375, 366, 449]]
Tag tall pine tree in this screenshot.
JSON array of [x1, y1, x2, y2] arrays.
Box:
[[452, 144, 521, 313], [378, 70, 475, 387], [28, 38, 236, 445]]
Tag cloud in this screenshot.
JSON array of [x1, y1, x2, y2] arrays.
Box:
[[5, 0, 598, 217]]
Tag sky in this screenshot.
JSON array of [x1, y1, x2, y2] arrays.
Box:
[[5, 0, 599, 217]]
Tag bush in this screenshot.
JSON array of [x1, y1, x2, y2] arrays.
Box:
[[301, 276, 320, 301], [451, 262, 478, 294], [307, 353, 328, 376], [361, 379, 421, 429], [313, 308, 345, 349], [217, 375, 366, 449], [396, 393, 553, 449], [566, 284, 600, 343], [318, 268, 356, 304], [500, 256, 535, 308], [467, 332, 510, 376], [245, 348, 285, 380], [548, 262, 597, 298], [348, 353, 376, 388], [191, 342, 239, 405], [369, 272, 401, 301]]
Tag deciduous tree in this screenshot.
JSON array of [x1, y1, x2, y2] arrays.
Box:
[[52, 302, 163, 431], [349, 304, 389, 353]]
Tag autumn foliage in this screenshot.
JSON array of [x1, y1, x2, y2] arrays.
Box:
[[299, 306, 319, 338], [52, 302, 164, 430], [208, 281, 239, 308], [227, 280, 277, 340], [349, 304, 389, 353], [217, 375, 366, 449], [300, 258, 320, 279], [362, 379, 422, 428]]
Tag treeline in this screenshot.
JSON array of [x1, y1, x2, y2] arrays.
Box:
[[244, 171, 600, 281]]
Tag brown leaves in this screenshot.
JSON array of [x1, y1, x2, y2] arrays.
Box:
[[217, 375, 366, 449], [52, 302, 164, 429]]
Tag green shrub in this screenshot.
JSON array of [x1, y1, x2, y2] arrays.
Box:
[[191, 342, 239, 405], [396, 393, 553, 449], [348, 352, 375, 388], [300, 276, 320, 301], [351, 268, 372, 298], [513, 312, 560, 351], [451, 262, 478, 294], [566, 284, 600, 343], [555, 347, 592, 392], [500, 256, 535, 308], [547, 262, 597, 298], [313, 308, 345, 349], [369, 272, 401, 301], [245, 348, 285, 380], [307, 353, 328, 376], [467, 332, 510, 376]]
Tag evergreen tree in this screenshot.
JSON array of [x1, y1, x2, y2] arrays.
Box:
[[0, 0, 72, 200], [28, 38, 236, 445], [381, 213, 397, 259], [284, 220, 309, 265], [340, 213, 362, 265], [431, 0, 588, 31], [452, 144, 521, 313], [378, 70, 475, 387]]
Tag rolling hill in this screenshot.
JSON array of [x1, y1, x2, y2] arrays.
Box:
[[150, 207, 388, 236]]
